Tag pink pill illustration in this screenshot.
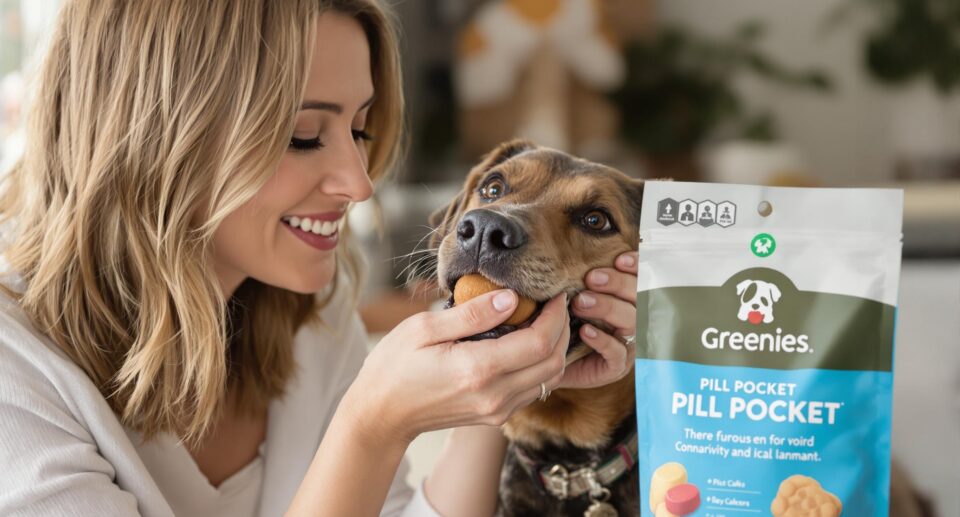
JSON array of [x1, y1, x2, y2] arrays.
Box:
[[665, 483, 701, 515]]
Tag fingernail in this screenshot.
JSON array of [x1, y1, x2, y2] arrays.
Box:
[[583, 325, 598, 338], [492, 290, 516, 312], [619, 254, 635, 267], [591, 271, 609, 286], [578, 293, 596, 308]]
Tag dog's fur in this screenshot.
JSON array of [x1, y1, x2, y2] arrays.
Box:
[[426, 140, 643, 515]]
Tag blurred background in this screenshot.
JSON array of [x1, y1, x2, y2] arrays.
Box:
[[0, 0, 957, 514]]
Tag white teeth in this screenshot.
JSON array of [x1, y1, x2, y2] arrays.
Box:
[[282, 216, 341, 237]]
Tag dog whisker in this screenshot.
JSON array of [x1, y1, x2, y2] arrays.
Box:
[[398, 254, 439, 288], [393, 225, 444, 289], [396, 254, 435, 282], [391, 247, 439, 262]]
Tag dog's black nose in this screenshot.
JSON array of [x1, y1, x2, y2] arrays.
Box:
[[752, 303, 759, 310], [457, 209, 527, 258]]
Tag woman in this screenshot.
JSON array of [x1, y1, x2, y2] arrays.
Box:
[[0, 1, 638, 515]]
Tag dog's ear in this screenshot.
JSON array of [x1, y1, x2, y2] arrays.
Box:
[[428, 189, 469, 249], [478, 139, 537, 171], [769, 283, 782, 302], [736, 280, 753, 296], [624, 177, 645, 220]]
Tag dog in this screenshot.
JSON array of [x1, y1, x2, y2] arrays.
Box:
[[736, 279, 781, 325], [425, 140, 644, 516]]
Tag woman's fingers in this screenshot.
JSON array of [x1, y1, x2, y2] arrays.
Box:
[[458, 291, 568, 375], [494, 312, 570, 397], [576, 250, 639, 342], [615, 251, 638, 273], [499, 375, 559, 422], [584, 262, 637, 305], [571, 292, 635, 337], [458, 297, 570, 425], [396, 288, 520, 346], [497, 329, 571, 420], [558, 323, 634, 390]]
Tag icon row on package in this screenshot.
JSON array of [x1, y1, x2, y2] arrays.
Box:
[[656, 198, 736, 228]]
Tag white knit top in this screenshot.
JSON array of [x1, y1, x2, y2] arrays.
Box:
[[0, 268, 441, 517]]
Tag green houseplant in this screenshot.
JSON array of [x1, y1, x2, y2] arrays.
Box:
[[609, 22, 832, 181], [834, 0, 960, 179], [853, 0, 960, 94]]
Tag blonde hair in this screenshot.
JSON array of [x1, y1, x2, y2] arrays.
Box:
[[0, 0, 404, 445]]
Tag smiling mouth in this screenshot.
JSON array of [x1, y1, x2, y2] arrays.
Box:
[[281, 215, 342, 237]]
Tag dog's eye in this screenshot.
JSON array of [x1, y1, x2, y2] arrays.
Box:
[[583, 210, 612, 232], [480, 178, 506, 200]]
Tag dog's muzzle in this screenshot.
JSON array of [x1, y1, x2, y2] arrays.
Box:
[[441, 208, 591, 360]]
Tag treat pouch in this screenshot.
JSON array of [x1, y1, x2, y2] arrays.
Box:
[[634, 182, 903, 517]]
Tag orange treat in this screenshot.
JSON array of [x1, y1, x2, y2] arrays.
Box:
[[454, 274, 537, 326]]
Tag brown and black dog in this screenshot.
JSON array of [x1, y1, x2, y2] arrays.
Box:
[[426, 140, 645, 516]]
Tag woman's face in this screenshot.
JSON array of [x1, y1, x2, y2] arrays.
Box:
[[213, 12, 375, 298]]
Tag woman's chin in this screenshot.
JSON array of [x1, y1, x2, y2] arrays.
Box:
[[249, 252, 336, 294], [282, 263, 336, 294]]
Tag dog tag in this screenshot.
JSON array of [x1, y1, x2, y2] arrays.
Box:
[[584, 501, 617, 517]]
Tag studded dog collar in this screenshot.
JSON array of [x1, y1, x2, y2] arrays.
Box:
[[514, 430, 638, 501]]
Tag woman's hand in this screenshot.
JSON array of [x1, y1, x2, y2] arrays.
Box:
[[559, 251, 638, 390], [342, 289, 570, 448]]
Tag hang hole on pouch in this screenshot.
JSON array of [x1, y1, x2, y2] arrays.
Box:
[[758, 201, 773, 217]]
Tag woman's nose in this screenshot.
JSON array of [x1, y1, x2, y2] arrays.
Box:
[[318, 133, 373, 202]]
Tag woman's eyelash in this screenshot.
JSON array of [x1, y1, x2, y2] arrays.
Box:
[[352, 129, 374, 142], [289, 137, 324, 151], [288, 130, 374, 152]]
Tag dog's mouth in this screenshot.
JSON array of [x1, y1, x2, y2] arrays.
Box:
[[443, 273, 591, 363]]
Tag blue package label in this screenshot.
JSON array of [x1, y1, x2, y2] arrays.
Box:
[[635, 359, 892, 516]]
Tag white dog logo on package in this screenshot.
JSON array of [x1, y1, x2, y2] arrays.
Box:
[[736, 280, 781, 325], [634, 182, 902, 517]]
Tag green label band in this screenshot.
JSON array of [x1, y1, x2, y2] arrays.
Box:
[[636, 268, 895, 372]]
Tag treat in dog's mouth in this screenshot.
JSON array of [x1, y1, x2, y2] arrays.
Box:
[[444, 273, 591, 364], [454, 274, 538, 326]]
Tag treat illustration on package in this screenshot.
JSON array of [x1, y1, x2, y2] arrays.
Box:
[[649, 463, 701, 516], [771, 475, 842, 517]]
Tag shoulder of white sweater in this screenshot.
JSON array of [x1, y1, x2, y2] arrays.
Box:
[[0, 259, 108, 398], [0, 293, 167, 516], [0, 291, 121, 472]]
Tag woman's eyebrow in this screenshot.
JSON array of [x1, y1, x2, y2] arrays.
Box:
[[300, 94, 375, 113]]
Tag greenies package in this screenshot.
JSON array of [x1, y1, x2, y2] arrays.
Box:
[[634, 182, 902, 517]]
